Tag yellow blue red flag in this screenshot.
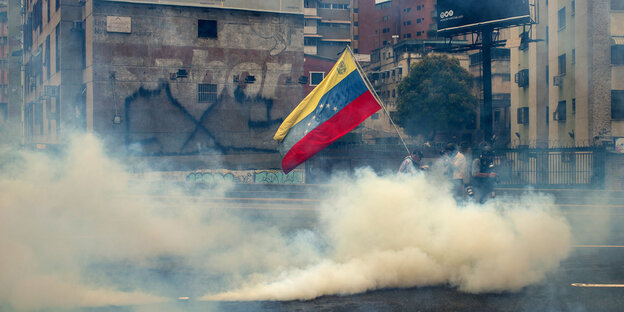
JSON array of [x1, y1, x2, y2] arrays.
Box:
[[273, 48, 382, 173]]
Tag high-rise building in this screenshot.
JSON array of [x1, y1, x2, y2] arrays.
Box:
[[511, 0, 624, 149], [356, 0, 437, 55], [509, 0, 549, 148]]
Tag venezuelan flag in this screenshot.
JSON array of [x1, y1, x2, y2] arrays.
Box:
[[274, 49, 382, 173]]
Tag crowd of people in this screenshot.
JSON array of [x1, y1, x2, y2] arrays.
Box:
[[398, 142, 497, 204]]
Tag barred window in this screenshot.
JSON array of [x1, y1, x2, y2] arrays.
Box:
[[198, 84, 217, 103]]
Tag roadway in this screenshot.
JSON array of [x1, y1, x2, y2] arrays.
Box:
[[86, 184, 624, 312]]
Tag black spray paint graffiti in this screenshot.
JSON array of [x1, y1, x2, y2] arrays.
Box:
[[123, 80, 285, 156]]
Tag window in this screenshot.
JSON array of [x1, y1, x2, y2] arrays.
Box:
[[354, 8, 358, 13], [198, 20, 217, 38], [555, 100, 566, 121], [417, 5, 421, 10], [416, 31, 421, 36], [558, 7, 566, 30], [198, 84, 217, 103], [571, 0, 575, 15], [572, 98, 576, 114], [331, 3, 349, 9], [572, 49, 575, 64], [612, 45, 624, 64], [517, 107, 529, 125], [613, 90, 624, 119], [310, 72, 324, 86], [56, 0, 60, 11], [612, 0, 624, 10], [558, 54, 566, 75], [371, 112, 379, 119], [417, 18, 421, 23]]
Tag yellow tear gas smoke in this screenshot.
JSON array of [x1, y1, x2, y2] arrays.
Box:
[[0, 133, 572, 310], [203, 170, 572, 301], [0, 134, 306, 310]]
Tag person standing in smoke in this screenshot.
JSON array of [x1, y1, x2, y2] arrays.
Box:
[[398, 151, 427, 174], [444, 143, 468, 199], [471, 145, 497, 203]]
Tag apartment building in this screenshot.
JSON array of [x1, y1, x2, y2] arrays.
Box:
[[511, 0, 624, 148], [304, 0, 353, 59], [357, 0, 437, 55]]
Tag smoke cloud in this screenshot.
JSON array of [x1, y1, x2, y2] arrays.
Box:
[[202, 170, 572, 301], [0, 134, 572, 310]]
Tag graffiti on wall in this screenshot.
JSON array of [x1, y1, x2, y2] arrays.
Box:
[[183, 169, 304, 184], [135, 169, 304, 184]]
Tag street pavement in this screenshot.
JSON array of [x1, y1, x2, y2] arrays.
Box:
[[85, 185, 624, 312]]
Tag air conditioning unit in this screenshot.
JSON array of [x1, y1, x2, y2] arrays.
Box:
[[515, 69, 529, 88], [553, 75, 563, 87], [553, 111, 566, 121]]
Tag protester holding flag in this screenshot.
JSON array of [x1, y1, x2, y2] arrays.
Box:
[[273, 48, 382, 173]]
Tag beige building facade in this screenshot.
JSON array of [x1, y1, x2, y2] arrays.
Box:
[[511, 0, 624, 148]]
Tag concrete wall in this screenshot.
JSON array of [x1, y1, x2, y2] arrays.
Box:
[[86, 1, 304, 169]]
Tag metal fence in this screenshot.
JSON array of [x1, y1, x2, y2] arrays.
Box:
[[307, 143, 607, 188], [493, 147, 606, 188]]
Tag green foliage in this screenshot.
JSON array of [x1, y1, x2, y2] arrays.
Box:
[[395, 54, 477, 139]]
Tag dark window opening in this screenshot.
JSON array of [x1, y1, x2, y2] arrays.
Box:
[[558, 54, 566, 75], [198, 20, 217, 38], [198, 84, 217, 103], [612, 0, 624, 10], [310, 72, 324, 86], [555, 100, 566, 121], [612, 45, 624, 64], [612, 90, 624, 120], [517, 107, 529, 125], [558, 7, 566, 30]]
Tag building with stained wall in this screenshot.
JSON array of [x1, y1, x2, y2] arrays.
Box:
[[510, 0, 624, 149], [21, 0, 305, 169]]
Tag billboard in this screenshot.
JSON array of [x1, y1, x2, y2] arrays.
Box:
[[102, 0, 303, 14], [437, 0, 531, 35]]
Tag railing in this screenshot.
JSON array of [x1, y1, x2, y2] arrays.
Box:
[[493, 147, 605, 188], [306, 144, 607, 188]]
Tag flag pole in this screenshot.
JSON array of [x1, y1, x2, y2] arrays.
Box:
[[347, 46, 411, 156]]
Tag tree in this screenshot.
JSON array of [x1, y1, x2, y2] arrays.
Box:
[[395, 54, 478, 140]]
